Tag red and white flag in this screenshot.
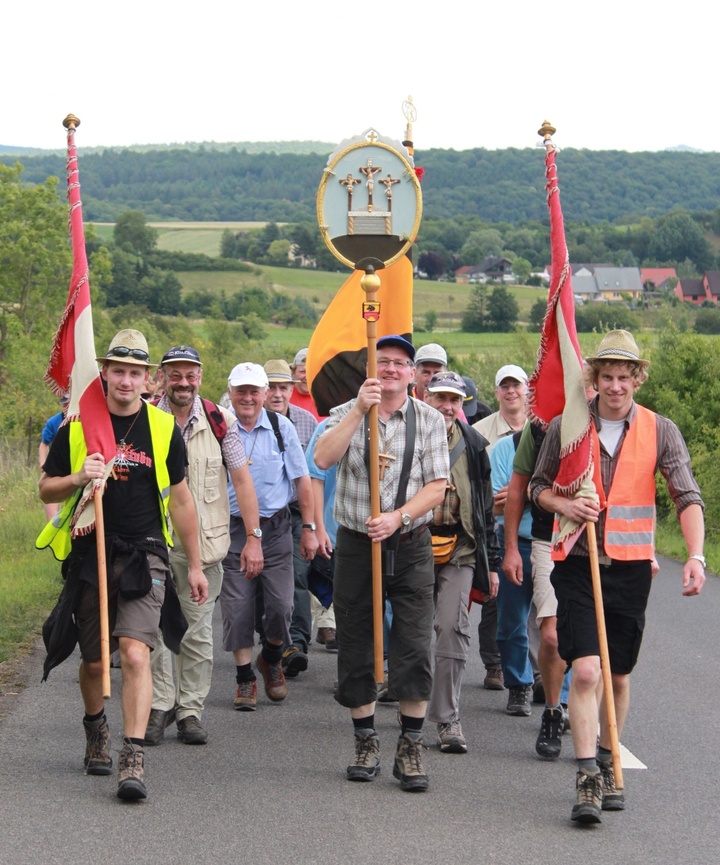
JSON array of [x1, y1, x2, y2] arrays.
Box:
[[527, 145, 594, 549], [44, 119, 115, 533]]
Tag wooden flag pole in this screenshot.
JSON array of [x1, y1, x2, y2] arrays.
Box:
[[360, 266, 386, 685], [93, 487, 112, 699], [586, 521, 624, 789], [539, 119, 623, 790]]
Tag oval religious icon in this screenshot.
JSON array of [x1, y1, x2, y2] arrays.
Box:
[[316, 128, 422, 270]]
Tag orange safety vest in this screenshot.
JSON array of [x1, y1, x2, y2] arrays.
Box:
[[551, 405, 657, 561]]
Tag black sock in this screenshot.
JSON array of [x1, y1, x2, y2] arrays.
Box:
[[236, 664, 256, 684], [352, 715, 375, 734], [262, 643, 283, 666], [128, 737, 144, 748], [577, 757, 599, 773], [400, 714, 424, 738], [84, 709, 105, 724]]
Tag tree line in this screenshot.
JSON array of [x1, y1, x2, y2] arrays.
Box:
[[4, 145, 720, 226]]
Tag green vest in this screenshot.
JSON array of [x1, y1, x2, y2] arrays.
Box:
[[36, 404, 175, 561]]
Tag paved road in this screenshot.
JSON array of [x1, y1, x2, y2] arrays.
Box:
[[1, 555, 718, 865]]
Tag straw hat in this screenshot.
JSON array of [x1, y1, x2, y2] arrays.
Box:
[[96, 329, 154, 367], [586, 330, 649, 367]]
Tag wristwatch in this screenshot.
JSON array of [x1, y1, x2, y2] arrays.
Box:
[[247, 527, 262, 539], [689, 553, 706, 568], [400, 512, 411, 527], [302, 522, 316, 531]]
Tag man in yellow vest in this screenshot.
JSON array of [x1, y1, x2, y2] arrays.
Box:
[[39, 329, 208, 802], [530, 329, 705, 824]]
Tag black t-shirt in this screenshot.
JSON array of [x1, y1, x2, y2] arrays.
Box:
[[43, 403, 186, 551]]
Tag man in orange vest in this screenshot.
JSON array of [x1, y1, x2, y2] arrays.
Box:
[[530, 330, 706, 825]]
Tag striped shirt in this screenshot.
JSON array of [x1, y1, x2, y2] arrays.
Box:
[[530, 398, 703, 557], [327, 396, 449, 534]]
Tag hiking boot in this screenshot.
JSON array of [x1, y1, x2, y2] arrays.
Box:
[[437, 720, 467, 754], [257, 655, 287, 701], [532, 673, 546, 704], [393, 733, 429, 792], [176, 715, 208, 745], [346, 731, 381, 782], [598, 760, 626, 811], [234, 679, 257, 711], [506, 684, 532, 716], [571, 767, 603, 824], [144, 707, 176, 746], [535, 707, 563, 759], [281, 646, 308, 679], [483, 667, 504, 690], [117, 737, 147, 801], [316, 627, 338, 652], [83, 716, 112, 776]]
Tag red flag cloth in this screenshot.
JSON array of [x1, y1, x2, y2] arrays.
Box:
[[527, 146, 592, 497], [45, 122, 115, 464], [307, 254, 414, 415]]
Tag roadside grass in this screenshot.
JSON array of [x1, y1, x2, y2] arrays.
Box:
[[0, 455, 61, 671]]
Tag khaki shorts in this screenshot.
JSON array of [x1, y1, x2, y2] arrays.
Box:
[[77, 551, 168, 662], [531, 539, 558, 624]]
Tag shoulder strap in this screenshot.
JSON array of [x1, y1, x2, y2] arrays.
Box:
[[449, 435, 467, 469], [201, 397, 228, 445], [265, 410, 285, 453]]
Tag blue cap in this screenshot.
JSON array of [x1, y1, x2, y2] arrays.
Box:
[[161, 345, 202, 366], [376, 334, 415, 361]]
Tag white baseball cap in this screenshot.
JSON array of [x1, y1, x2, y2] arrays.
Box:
[[495, 364, 529, 387], [415, 343, 447, 367], [228, 362, 269, 388]]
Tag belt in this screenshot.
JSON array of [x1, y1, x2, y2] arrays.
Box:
[[340, 525, 428, 543], [232, 508, 287, 527], [260, 507, 289, 525]]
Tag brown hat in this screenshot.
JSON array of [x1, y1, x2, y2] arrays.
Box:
[[264, 359, 294, 383], [96, 329, 154, 367], [586, 330, 648, 367]]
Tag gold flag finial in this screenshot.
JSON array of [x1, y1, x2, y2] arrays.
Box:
[[63, 114, 81, 131]]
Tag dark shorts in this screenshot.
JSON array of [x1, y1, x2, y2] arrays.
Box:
[[77, 552, 168, 662], [550, 556, 652, 675], [333, 526, 435, 708]]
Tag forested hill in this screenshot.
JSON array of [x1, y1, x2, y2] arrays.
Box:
[[4, 145, 720, 225]]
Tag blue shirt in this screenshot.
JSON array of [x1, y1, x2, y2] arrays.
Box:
[[228, 408, 309, 518], [41, 412, 64, 445], [491, 434, 532, 539], [305, 419, 338, 545]]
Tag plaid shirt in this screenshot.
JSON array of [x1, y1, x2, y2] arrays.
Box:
[[327, 396, 449, 533], [530, 398, 703, 557], [156, 394, 247, 473], [287, 403, 318, 451]]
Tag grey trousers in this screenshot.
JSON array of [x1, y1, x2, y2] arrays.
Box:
[[427, 559, 474, 724]]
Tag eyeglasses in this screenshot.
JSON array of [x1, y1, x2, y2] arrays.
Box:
[[166, 371, 200, 384], [107, 346, 150, 362], [377, 358, 412, 369]]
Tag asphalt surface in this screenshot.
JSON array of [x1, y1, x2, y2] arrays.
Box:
[[1, 555, 718, 865]]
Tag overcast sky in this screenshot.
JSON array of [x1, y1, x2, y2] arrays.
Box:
[[4, 1, 717, 154]]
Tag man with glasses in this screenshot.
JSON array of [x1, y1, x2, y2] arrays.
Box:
[[145, 346, 262, 747], [39, 329, 208, 801], [314, 335, 448, 792]]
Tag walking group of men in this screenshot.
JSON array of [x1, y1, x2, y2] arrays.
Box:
[[38, 326, 706, 824]]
